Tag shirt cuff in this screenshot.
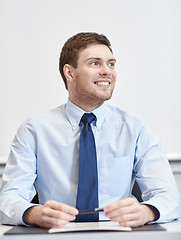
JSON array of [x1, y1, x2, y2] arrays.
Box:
[[141, 197, 180, 223]]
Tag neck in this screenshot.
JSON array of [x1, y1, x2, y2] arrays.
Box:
[[69, 97, 104, 112]]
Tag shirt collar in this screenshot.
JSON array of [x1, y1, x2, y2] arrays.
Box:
[[92, 102, 106, 130], [65, 98, 107, 131]]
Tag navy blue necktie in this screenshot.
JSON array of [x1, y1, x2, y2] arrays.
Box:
[[75, 113, 99, 222]]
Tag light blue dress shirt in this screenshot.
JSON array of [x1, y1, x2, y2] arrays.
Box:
[[0, 99, 180, 225]]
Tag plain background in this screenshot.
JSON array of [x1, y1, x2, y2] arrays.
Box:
[[0, 0, 181, 160]]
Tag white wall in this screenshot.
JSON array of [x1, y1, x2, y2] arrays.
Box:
[[0, 0, 181, 160]]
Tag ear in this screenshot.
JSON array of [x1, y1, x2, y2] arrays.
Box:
[[63, 64, 75, 83]]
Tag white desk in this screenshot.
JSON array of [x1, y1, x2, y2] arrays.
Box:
[[0, 220, 181, 240]]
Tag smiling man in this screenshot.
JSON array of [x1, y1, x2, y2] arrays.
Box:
[[0, 32, 180, 228]]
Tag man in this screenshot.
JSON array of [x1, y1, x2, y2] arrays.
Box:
[[0, 32, 180, 228]]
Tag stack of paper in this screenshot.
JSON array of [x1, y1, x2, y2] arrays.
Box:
[[49, 221, 132, 233]]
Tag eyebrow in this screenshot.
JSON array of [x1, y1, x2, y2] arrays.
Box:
[[86, 57, 116, 62]]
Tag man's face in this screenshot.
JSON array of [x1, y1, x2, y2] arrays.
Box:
[[68, 44, 116, 110]]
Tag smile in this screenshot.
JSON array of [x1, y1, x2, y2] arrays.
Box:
[[94, 81, 110, 86]]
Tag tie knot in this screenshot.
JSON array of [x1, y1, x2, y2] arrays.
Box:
[[81, 113, 96, 125]]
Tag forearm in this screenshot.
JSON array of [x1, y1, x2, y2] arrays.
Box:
[[0, 192, 37, 225], [140, 204, 159, 224], [23, 205, 42, 226]]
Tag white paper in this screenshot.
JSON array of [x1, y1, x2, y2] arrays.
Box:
[[49, 221, 131, 233]]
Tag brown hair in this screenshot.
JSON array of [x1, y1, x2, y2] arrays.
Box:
[[59, 32, 113, 89]]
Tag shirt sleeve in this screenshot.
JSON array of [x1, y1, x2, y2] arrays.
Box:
[[0, 118, 38, 225], [134, 121, 181, 223]]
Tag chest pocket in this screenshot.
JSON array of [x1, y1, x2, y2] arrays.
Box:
[[98, 156, 132, 197]]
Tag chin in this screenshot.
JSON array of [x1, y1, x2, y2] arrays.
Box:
[[97, 94, 112, 102], [102, 91, 113, 100]]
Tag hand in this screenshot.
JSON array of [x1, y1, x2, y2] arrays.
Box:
[[104, 198, 158, 227], [23, 200, 78, 228]]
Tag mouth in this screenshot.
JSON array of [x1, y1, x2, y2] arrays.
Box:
[[94, 81, 111, 86]]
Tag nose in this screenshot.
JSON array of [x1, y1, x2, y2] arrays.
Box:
[[99, 63, 111, 76]]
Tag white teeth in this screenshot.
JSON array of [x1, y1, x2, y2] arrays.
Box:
[[96, 82, 109, 86]]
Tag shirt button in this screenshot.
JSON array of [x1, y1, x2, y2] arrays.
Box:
[[73, 123, 77, 127]]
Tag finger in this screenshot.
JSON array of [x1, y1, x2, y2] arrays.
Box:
[[104, 198, 137, 215], [106, 201, 140, 219], [118, 218, 143, 227], [45, 201, 78, 215], [42, 207, 76, 222], [104, 198, 136, 213], [110, 210, 140, 223], [41, 215, 69, 228]]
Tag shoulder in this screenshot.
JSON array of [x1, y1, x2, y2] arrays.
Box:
[[105, 104, 158, 144], [18, 104, 66, 132], [105, 104, 146, 128]]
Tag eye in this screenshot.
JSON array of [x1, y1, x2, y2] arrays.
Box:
[[90, 61, 99, 66], [108, 62, 115, 68]]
